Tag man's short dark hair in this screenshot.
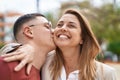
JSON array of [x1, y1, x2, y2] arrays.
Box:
[[13, 13, 45, 40]]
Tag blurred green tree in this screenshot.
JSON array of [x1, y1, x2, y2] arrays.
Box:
[[107, 41, 120, 60]]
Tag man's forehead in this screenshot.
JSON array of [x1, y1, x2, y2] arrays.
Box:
[[36, 16, 48, 23], [34, 17, 52, 26], [25, 17, 49, 25]]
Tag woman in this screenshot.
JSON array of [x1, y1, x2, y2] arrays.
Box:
[[42, 9, 116, 80], [1, 9, 116, 80]]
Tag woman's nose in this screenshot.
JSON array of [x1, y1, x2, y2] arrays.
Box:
[[61, 25, 67, 32]]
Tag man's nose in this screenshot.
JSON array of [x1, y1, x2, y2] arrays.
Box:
[[51, 29, 54, 36]]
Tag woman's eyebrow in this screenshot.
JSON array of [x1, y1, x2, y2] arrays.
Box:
[[69, 22, 77, 25]]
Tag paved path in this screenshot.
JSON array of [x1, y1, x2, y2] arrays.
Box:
[[106, 63, 120, 80]]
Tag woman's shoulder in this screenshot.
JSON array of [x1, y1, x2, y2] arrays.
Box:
[[46, 50, 55, 62], [41, 50, 55, 80], [96, 61, 115, 72], [95, 61, 117, 80], [42, 50, 55, 70], [47, 50, 55, 57]]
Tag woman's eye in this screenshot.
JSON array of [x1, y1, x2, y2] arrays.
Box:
[[68, 24, 75, 28], [56, 24, 62, 28]]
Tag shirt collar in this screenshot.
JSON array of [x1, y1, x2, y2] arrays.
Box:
[[59, 66, 79, 80]]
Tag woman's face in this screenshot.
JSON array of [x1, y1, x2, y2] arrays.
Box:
[[54, 14, 83, 48]]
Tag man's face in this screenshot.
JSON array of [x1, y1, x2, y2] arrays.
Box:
[[28, 16, 55, 51]]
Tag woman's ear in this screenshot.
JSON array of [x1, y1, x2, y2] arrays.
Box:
[[80, 39, 83, 44], [23, 26, 33, 38]]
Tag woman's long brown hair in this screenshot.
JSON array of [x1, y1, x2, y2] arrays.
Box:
[[49, 9, 101, 80]]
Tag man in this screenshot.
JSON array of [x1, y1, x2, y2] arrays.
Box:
[[0, 13, 55, 80]]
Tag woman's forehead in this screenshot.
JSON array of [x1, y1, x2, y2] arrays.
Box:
[[58, 14, 79, 23]]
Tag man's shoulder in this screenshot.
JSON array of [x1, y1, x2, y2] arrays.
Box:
[[0, 57, 27, 80], [0, 57, 12, 69], [0, 57, 40, 80], [30, 66, 40, 80], [0, 57, 20, 73], [0, 57, 11, 80]]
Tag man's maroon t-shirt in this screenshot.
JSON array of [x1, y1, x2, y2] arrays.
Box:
[[0, 57, 40, 80]]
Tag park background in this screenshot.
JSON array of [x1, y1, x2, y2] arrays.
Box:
[[0, 0, 120, 79]]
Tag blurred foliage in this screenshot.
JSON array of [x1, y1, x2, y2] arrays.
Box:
[[0, 42, 5, 49], [107, 41, 120, 56], [96, 53, 104, 62], [91, 4, 120, 43], [45, 12, 58, 28]]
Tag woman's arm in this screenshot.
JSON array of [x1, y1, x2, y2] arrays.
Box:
[[0, 43, 22, 56]]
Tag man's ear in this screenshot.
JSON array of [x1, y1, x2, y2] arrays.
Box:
[[23, 26, 33, 38]]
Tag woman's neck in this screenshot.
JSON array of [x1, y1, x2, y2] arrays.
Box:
[[64, 53, 79, 71], [64, 54, 79, 78], [61, 46, 80, 76], [61, 46, 80, 58]]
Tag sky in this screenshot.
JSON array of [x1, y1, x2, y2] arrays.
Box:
[[0, 0, 119, 14], [0, 0, 61, 13]]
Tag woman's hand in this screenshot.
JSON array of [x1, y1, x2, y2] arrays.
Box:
[[0, 43, 22, 56], [0, 43, 35, 75]]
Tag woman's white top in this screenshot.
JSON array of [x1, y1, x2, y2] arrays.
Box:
[[59, 67, 79, 80], [42, 53, 117, 80]]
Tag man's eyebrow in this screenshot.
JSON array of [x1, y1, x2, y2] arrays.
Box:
[[44, 22, 50, 25], [44, 22, 52, 27]]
